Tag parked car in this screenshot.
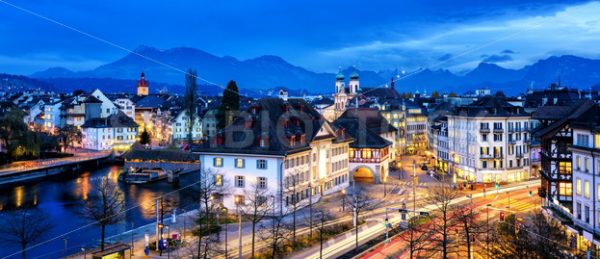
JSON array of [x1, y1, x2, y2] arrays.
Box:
[[421, 164, 428, 171]]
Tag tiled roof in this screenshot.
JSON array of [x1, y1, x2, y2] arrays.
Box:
[[192, 98, 352, 156], [452, 92, 528, 117], [81, 111, 138, 128], [334, 108, 394, 149]]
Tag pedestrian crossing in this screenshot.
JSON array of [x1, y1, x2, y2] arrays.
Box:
[[396, 181, 430, 187]]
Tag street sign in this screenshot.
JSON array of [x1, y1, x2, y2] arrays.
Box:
[[419, 211, 430, 216]]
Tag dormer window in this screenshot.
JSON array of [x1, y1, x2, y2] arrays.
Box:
[[289, 135, 296, 147], [300, 134, 306, 145]]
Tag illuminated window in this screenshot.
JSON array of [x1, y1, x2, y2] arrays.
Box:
[[585, 181, 590, 198], [214, 174, 223, 187], [235, 158, 245, 168], [595, 134, 600, 148], [576, 178, 582, 195], [559, 182, 572, 196], [576, 156, 581, 170], [559, 162, 572, 174], [213, 157, 223, 167]]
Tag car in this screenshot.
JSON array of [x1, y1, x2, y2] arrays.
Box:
[[421, 164, 428, 171]]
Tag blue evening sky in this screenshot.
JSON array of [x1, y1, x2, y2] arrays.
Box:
[[0, 0, 599, 74]]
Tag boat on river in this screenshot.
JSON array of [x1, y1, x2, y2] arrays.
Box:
[[120, 168, 168, 184]]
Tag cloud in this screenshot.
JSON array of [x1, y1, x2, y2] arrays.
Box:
[[482, 54, 513, 63], [317, 1, 600, 72], [437, 53, 453, 61]]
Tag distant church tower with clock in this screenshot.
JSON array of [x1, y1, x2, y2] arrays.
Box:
[[137, 72, 149, 96]]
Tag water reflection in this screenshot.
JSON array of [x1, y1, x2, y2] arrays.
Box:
[[0, 165, 200, 259]]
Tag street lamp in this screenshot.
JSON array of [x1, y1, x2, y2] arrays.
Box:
[[235, 196, 243, 259], [486, 204, 492, 258], [342, 188, 346, 212], [222, 206, 229, 258]]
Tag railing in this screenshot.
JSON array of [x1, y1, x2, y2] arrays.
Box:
[[493, 128, 504, 133], [479, 128, 491, 133], [480, 154, 493, 159]]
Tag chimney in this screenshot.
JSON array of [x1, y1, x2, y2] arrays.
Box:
[[260, 134, 269, 148], [216, 134, 224, 146], [244, 119, 253, 129]]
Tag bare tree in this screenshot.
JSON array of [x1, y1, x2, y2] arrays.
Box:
[[493, 213, 532, 258], [192, 168, 225, 258], [526, 210, 568, 258], [243, 184, 272, 258], [426, 183, 459, 258], [0, 209, 52, 259], [313, 208, 331, 259], [258, 206, 292, 259], [82, 177, 125, 251], [397, 214, 431, 259], [453, 203, 485, 258], [344, 182, 374, 250], [285, 172, 301, 245]]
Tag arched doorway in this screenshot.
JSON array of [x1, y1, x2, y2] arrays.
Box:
[[353, 166, 375, 183]]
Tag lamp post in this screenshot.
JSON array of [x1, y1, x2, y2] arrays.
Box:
[[130, 222, 135, 258], [222, 207, 229, 258], [235, 196, 243, 259], [341, 188, 346, 212], [486, 204, 492, 258], [62, 238, 68, 256], [182, 208, 186, 242], [413, 160, 417, 219], [166, 226, 171, 259]]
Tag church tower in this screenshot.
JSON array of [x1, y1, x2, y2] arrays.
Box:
[[333, 71, 347, 119], [137, 72, 149, 96], [335, 71, 345, 93], [348, 71, 359, 94]]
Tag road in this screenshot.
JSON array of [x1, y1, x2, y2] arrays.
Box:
[[360, 185, 542, 259], [295, 179, 539, 259]]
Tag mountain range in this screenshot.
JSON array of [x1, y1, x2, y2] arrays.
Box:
[[27, 46, 600, 95]]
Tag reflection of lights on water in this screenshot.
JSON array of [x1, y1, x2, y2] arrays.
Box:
[[15, 186, 24, 208], [75, 172, 91, 200], [137, 189, 156, 219], [107, 166, 120, 183], [33, 193, 38, 206]]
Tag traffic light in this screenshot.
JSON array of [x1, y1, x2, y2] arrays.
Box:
[[500, 211, 505, 221], [529, 190, 533, 197], [495, 183, 500, 190]]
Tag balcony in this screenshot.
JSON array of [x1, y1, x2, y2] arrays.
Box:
[[479, 128, 491, 133], [508, 139, 517, 145], [516, 153, 525, 158], [493, 128, 504, 133], [508, 128, 515, 133], [480, 154, 493, 159]]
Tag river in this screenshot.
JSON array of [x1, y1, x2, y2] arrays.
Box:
[[0, 165, 200, 259]]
